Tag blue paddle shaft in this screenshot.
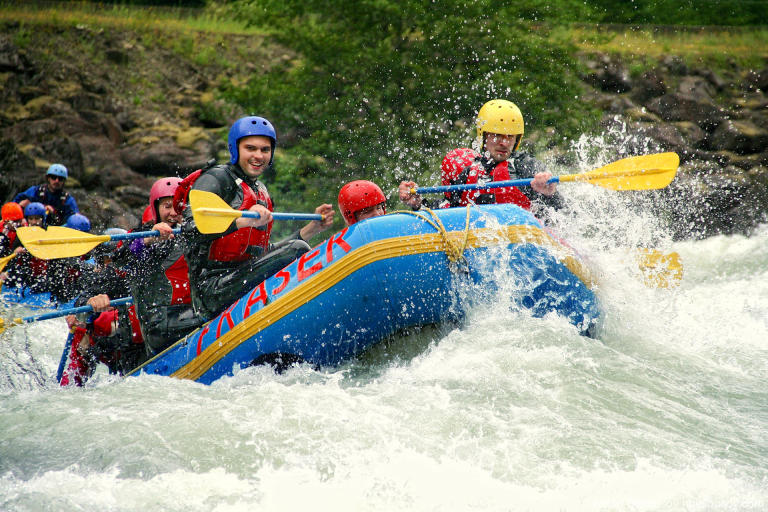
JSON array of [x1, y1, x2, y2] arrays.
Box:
[[415, 177, 560, 195], [109, 228, 182, 241], [56, 333, 73, 383], [20, 297, 134, 324], [240, 211, 323, 221]]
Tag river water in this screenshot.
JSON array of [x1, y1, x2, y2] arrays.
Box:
[[1, 179, 766, 511]]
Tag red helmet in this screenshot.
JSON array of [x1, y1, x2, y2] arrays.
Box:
[[148, 177, 182, 223], [1, 202, 24, 222], [141, 205, 154, 224], [441, 148, 478, 185], [338, 180, 386, 225]]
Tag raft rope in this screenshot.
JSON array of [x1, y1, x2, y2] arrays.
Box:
[[389, 204, 473, 267]]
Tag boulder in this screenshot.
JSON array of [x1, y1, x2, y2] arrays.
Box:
[[25, 136, 84, 176], [664, 160, 768, 239], [645, 93, 726, 131], [119, 140, 212, 176], [672, 121, 707, 148], [661, 55, 688, 76], [631, 70, 667, 104], [638, 122, 687, 153], [113, 184, 151, 208], [745, 68, 768, 92], [74, 134, 150, 190], [0, 35, 26, 72], [594, 93, 636, 114], [677, 76, 715, 102], [78, 110, 124, 145], [708, 119, 768, 154], [74, 192, 141, 232], [584, 63, 632, 94], [0, 138, 37, 202], [693, 68, 727, 92]]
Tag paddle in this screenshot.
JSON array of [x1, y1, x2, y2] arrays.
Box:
[[15, 226, 181, 260], [413, 152, 679, 195], [0, 296, 133, 334], [189, 189, 325, 234], [635, 249, 683, 288], [0, 253, 16, 273]]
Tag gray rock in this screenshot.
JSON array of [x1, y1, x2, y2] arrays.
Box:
[[672, 121, 707, 148], [0, 35, 25, 72], [693, 68, 727, 92], [646, 93, 726, 131], [677, 76, 715, 102], [631, 70, 667, 104], [709, 119, 768, 154], [745, 68, 768, 92]]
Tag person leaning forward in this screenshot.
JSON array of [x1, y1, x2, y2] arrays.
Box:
[[14, 163, 79, 226], [181, 116, 335, 320], [399, 99, 564, 216]]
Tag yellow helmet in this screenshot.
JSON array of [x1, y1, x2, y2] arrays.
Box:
[[476, 99, 524, 152]]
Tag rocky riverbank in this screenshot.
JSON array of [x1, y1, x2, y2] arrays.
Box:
[[1, 24, 767, 238]]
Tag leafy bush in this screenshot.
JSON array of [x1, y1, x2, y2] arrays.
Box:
[[217, 0, 599, 232]]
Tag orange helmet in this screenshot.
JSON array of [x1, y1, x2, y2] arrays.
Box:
[[441, 148, 478, 185], [1, 202, 24, 222], [338, 180, 386, 225]]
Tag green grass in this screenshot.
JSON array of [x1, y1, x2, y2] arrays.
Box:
[[0, 3, 259, 35], [554, 24, 768, 68]]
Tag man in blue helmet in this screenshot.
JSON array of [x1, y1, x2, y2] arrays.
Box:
[[13, 163, 79, 226], [180, 115, 335, 319]]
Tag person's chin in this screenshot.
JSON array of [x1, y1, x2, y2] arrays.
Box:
[[245, 166, 265, 177]]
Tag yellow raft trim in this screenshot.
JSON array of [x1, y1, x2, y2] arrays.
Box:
[[170, 224, 595, 381]]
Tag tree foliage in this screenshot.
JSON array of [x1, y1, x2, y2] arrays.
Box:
[[216, 0, 599, 225]]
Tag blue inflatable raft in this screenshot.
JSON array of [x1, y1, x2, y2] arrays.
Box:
[[0, 286, 73, 310], [131, 204, 600, 384]]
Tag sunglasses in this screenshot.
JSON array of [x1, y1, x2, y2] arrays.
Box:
[[48, 175, 66, 182]]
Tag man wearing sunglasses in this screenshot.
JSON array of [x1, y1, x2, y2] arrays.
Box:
[[13, 163, 80, 226]]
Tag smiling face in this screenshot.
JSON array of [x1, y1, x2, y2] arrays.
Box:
[[156, 197, 180, 225], [237, 135, 273, 178]]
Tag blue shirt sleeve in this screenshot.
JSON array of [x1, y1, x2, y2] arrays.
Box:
[[63, 195, 79, 218], [12, 185, 38, 203]]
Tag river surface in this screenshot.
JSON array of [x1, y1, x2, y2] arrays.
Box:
[[1, 181, 766, 511]]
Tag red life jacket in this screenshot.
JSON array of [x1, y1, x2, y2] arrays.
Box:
[[26, 256, 48, 277], [174, 166, 274, 263], [60, 326, 89, 387], [207, 178, 274, 262], [452, 160, 531, 210], [164, 255, 192, 305], [127, 224, 192, 308], [0, 221, 18, 247], [126, 304, 145, 344]]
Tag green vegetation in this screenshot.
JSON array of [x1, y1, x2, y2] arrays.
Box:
[[2, 0, 766, 235], [216, 0, 601, 220]]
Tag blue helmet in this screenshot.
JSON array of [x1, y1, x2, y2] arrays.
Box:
[[46, 163, 68, 180], [64, 213, 91, 233], [24, 202, 46, 218], [228, 116, 276, 166]]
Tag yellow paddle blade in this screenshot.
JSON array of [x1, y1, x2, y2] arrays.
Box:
[[0, 253, 16, 273], [635, 249, 683, 288], [189, 189, 242, 234], [560, 152, 679, 190], [16, 226, 110, 260], [0, 316, 23, 334]]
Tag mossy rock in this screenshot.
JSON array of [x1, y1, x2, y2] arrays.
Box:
[[175, 126, 207, 149]]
